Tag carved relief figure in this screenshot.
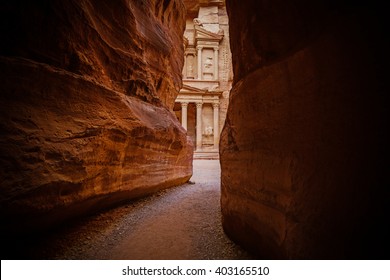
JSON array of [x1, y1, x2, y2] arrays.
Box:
[[204, 57, 213, 72], [204, 126, 213, 136], [188, 63, 194, 77]]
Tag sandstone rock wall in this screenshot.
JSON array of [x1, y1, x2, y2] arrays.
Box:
[[0, 0, 193, 234], [221, 0, 388, 258]]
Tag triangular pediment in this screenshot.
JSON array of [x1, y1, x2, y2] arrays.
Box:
[[180, 84, 208, 94], [195, 25, 224, 41]]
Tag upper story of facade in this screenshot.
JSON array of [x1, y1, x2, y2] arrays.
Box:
[[181, 0, 232, 93]]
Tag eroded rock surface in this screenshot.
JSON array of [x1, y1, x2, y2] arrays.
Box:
[[221, 0, 388, 258], [0, 0, 193, 234]]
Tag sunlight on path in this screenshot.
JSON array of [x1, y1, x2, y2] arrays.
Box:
[[107, 160, 250, 259]]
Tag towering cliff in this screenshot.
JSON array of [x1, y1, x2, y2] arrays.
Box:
[[0, 0, 193, 234], [221, 0, 388, 258]]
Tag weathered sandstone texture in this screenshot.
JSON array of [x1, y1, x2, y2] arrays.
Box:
[[0, 0, 193, 234], [221, 0, 388, 258]]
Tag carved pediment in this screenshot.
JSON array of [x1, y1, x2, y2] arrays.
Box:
[[180, 84, 208, 94], [195, 25, 224, 42], [180, 84, 223, 97]]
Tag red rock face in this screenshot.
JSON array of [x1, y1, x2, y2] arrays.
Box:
[[1, 0, 185, 108], [182, 0, 200, 16], [221, 0, 388, 258], [0, 0, 193, 234]]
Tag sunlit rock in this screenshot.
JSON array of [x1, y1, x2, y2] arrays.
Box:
[[0, 0, 193, 234]]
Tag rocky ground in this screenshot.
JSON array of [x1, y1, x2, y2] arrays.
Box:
[[4, 160, 253, 260]]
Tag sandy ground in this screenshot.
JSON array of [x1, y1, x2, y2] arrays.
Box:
[[5, 160, 253, 260]]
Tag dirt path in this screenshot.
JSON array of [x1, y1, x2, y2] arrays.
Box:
[[8, 160, 252, 260]]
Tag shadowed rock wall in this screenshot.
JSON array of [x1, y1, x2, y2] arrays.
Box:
[[0, 0, 193, 234], [221, 0, 389, 258]]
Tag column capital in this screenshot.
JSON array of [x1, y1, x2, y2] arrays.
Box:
[[212, 102, 220, 108], [196, 46, 203, 51], [180, 102, 189, 107], [213, 46, 220, 51], [196, 102, 203, 108]]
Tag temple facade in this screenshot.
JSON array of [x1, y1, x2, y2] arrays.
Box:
[[174, 0, 232, 159]]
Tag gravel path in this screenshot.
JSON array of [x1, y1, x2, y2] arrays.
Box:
[[7, 160, 253, 260]]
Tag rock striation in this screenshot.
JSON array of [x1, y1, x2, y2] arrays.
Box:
[[221, 0, 388, 258], [0, 0, 193, 234]]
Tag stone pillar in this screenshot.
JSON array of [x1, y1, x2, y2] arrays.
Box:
[[197, 46, 202, 80], [183, 54, 187, 78], [213, 46, 219, 81], [196, 102, 203, 150], [187, 55, 194, 79], [181, 102, 188, 130], [213, 102, 219, 149]]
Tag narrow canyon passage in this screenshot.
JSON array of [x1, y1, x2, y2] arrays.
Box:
[[8, 160, 252, 260], [1, 0, 388, 260]]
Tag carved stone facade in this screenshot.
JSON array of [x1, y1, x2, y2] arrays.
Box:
[[175, 0, 232, 159]]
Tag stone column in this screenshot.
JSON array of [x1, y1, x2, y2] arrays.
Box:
[[180, 102, 188, 130], [196, 102, 203, 150], [213, 102, 219, 149], [187, 55, 194, 79], [183, 53, 187, 78], [213, 46, 219, 80], [197, 46, 202, 80]]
